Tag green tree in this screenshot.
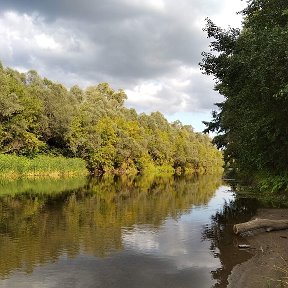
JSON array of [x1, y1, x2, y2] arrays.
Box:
[[0, 68, 45, 155], [67, 83, 130, 172], [200, 0, 288, 182], [70, 85, 84, 103]]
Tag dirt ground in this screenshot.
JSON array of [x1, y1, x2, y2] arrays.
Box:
[[228, 209, 288, 288]]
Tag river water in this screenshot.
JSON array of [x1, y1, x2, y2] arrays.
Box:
[[0, 175, 258, 287]]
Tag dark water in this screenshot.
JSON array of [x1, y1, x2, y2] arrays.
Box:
[[0, 175, 258, 288]]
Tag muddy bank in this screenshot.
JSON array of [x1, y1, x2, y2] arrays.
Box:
[[228, 209, 288, 288]]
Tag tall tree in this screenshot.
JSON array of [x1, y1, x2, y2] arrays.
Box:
[[0, 67, 45, 155], [200, 0, 288, 179]]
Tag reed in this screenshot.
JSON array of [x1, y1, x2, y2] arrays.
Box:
[[0, 154, 88, 178]]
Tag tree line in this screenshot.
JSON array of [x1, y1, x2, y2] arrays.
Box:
[[201, 0, 288, 191], [0, 62, 223, 175]]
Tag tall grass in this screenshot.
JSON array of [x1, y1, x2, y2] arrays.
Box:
[[0, 154, 88, 178]]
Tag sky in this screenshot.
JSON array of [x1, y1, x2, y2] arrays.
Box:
[[0, 0, 246, 131]]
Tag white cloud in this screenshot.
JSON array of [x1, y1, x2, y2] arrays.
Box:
[[213, 0, 246, 28], [34, 33, 61, 50], [126, 82, 164, 106], [122, 219, 220, 270], [122, 226, 159, 253]]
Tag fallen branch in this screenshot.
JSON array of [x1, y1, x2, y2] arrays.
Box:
[[238, 244, 251, 249], [234, 218, 288, 235]]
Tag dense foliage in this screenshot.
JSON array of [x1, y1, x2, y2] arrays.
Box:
[[0, 63, 223, 175], [200, 0, 288, 189]]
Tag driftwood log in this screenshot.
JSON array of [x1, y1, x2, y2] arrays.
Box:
[[233, 218, 288, 235]]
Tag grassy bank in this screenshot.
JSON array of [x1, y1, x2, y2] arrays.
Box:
[[0, 154, 88, 178]]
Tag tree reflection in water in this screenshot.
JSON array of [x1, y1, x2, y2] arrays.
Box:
[[202, 196, 259, 288], [0, 174, 222, 279]]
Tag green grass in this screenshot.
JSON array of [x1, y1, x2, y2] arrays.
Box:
[[0, 154, 88, 178]]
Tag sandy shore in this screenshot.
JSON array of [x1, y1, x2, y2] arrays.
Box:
[[228, 209, 288, 288]]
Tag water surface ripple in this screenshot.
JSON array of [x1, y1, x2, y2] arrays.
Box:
[[0, 175, 257, 287]]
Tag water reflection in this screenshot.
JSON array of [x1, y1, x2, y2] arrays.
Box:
[[0, 175, 220, 278], [0, 177, 87, 196], [203, 196, 259, 287], [0, 174, 257, 288]]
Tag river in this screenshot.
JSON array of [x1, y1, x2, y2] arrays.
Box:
[[0, 175, 258, 287]]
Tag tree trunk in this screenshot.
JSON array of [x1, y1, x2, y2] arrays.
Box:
[[233, 218, 288, 235]]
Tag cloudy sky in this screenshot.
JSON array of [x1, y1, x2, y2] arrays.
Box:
[[0, 0, 246, 131]]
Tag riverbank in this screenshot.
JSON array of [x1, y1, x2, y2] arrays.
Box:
[[228, 208, 288, 288], [0, 154, 88, 178]]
